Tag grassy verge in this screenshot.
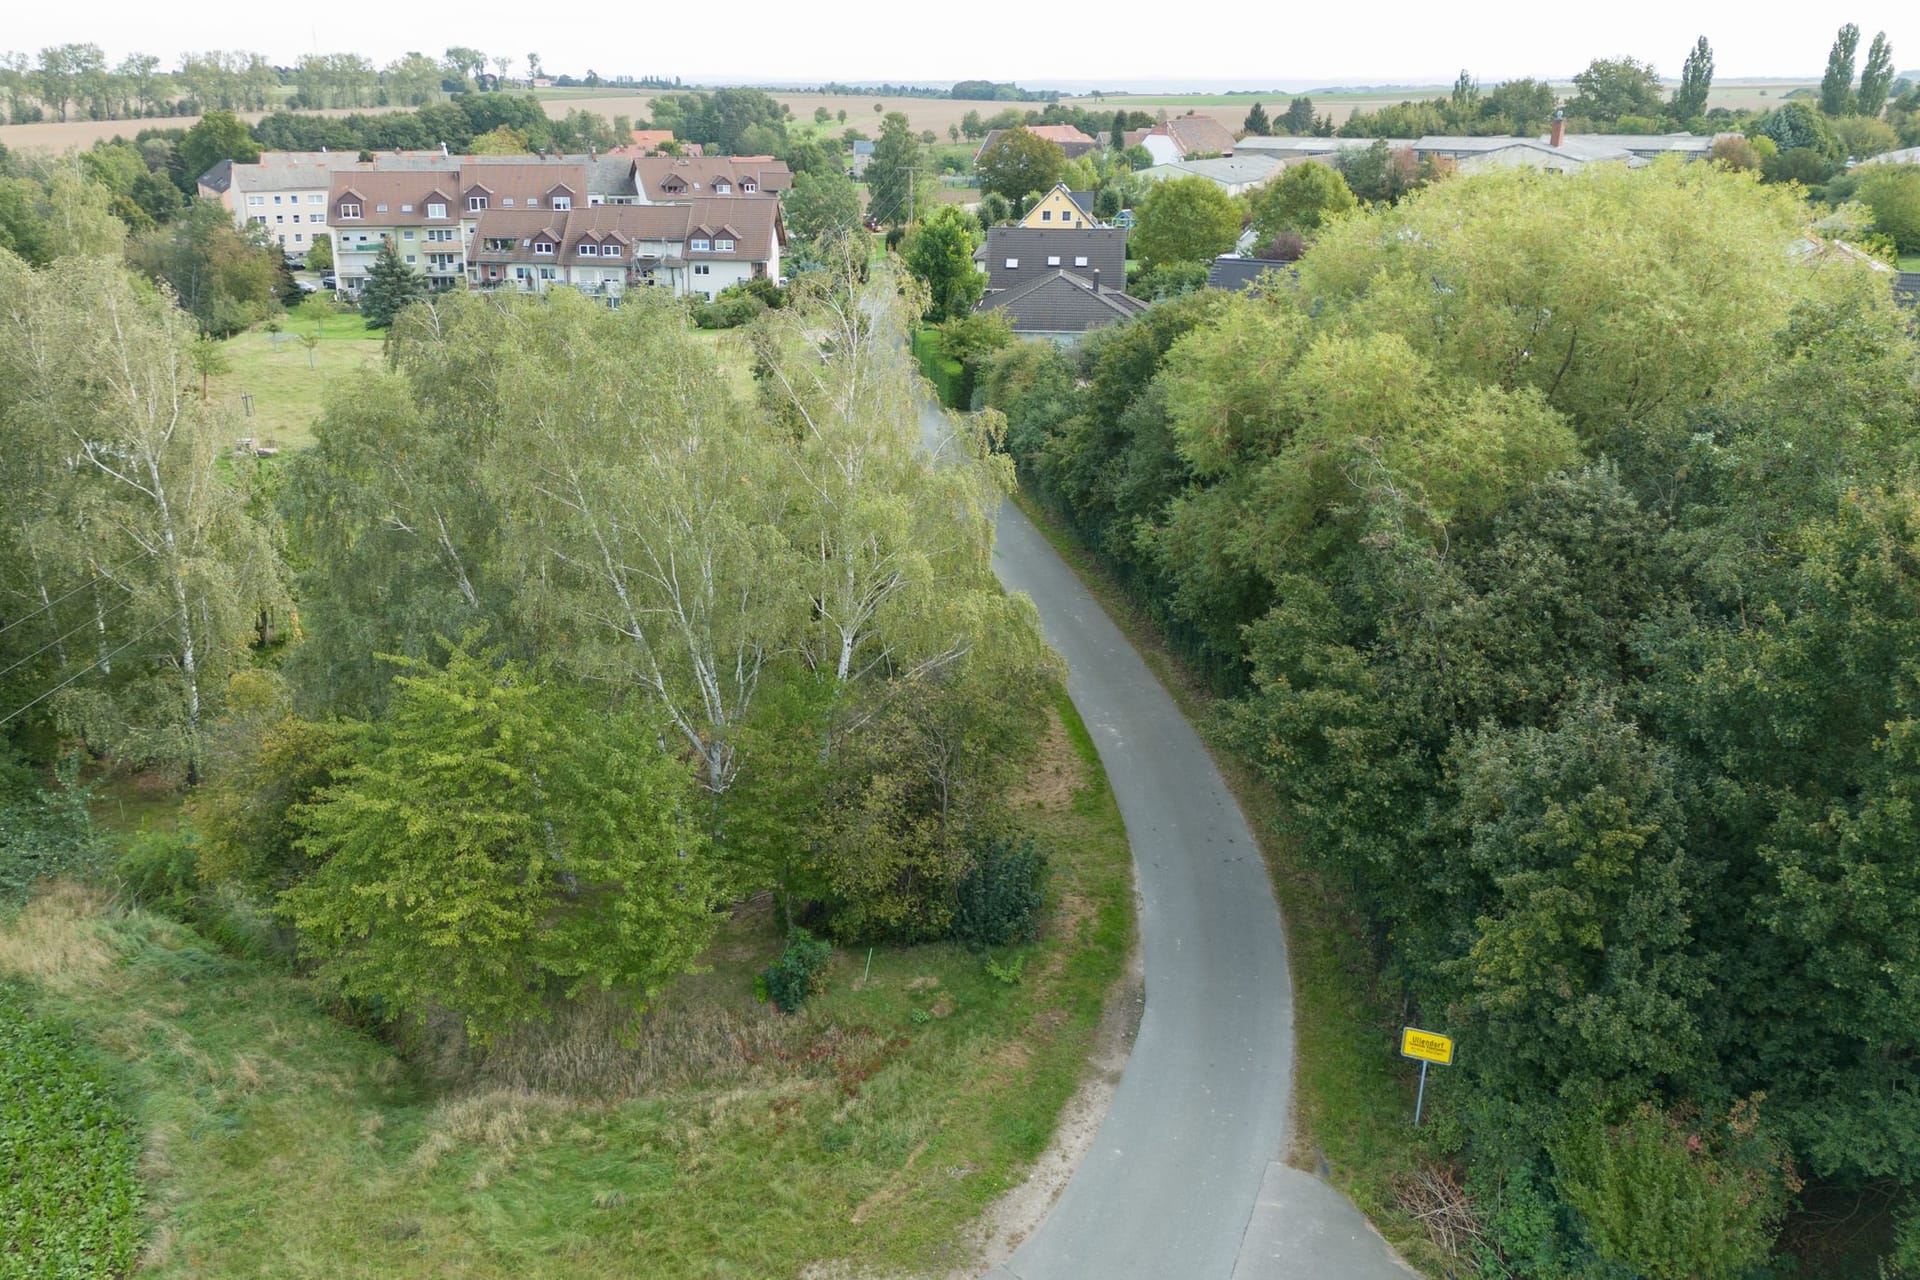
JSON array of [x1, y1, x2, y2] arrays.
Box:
[[1008, 487, 1452, 1275], [1900, 254, 1920, 273], [210, 313, 384, 453], [0, 690, 1133, 1279]]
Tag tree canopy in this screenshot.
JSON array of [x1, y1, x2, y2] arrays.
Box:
[[1130, 175, 1242, 272], [975, 127, 1067, 203]]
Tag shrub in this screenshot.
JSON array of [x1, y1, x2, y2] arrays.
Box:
[[0, 984, 143, 1277], [692, 292, 767, 329], [115, 829, 200, 913], [951, 833, 1048, 950], [912, 327, 967, 407], [0, 759, 108, 906], [763, 928, 832, 1013]]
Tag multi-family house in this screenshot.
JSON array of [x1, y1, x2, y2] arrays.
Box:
[[1125, 115, 1237, 164], [198, 151, 385, 260], [465, 197, 785, 300], [628, 156, 793, 203]]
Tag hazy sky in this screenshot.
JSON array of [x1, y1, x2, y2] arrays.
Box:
[[11, 1, 1917, 87]]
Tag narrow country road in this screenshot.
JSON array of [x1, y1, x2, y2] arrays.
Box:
[[927, 395, 1412, 1279]]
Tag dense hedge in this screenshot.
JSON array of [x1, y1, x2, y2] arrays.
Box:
[[912, 328, 967, 408]]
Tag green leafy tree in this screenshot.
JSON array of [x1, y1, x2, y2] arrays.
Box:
[[1131, 175, 1241, 272], [1857, 164, 1920, 251], [1249, 160, 1356, 243], [285, 643, 718, 1045], [904, 205, 985, 322], [1242, 102, 1270, 135], [1858, 31, 1897, 119], [1281, 96, 1314, 134], [357, 238, 427, 328], [1822, 23, 1861, 116], [127, 201, 279, 336], [1749, 100, 1845, 175], [1565, 57, 1664, 124], [178, 109, 260, 184], [866, 110, 930, 225], [783, 167, 862, 242], [1672, 36, 1714, 121], [1484, 78, 1558, 133], [307, 232, 332, 272], [1110, 109, 1126, 149], [975, 127, 1067, 203]]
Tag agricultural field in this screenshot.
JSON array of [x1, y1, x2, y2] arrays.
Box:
[[1, 694, 1134, 1279]]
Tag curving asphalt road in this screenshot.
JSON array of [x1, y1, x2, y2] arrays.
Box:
[[933, 396, 1412, 1280]]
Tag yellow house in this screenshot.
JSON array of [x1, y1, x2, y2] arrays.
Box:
[[1019, 184, 1098, 229]]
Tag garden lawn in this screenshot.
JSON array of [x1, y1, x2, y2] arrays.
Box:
[[0, 690, 1134, 1280], [209, 314, 384, 453]]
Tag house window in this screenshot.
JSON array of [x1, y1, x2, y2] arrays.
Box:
[[540, 267, 556, 279], [528, 197, 540, 207], [1075, 256, 1088, 267], [250, 215, 266, 225], [716, 238, 734, 252], [246, 195, 264, 206], [467, 195, 488, 211], [714, 182, 730, 194], [402, 230, 414, 239], [603, 244, 620, 257], [1046, 255, 1059, 266], [579, 243, 597, 256], [275, 215, 284, 223], [292, 215, 301, 223], [308, 194, 323, 204], [693, 264, 710, 275], [376, 203, 388, 213], [503, 197, 516, 208], [294, 233, 304, 243], [427, 202, 446, 219], [552, 196, 571, 209], [401, 204, 413, 213], [273, 195, 283, 204], [742, 181, 757, 192], [691, 238, 710, 252], [1005, 258, 1018, 268], [534, 241, 553, 255], [405, 255, 416, 263], [1042, 210, 1052, 220]]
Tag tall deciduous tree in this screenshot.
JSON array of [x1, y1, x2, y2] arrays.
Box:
[[903, 205, 985, 322], [1858, 31, 1897, 119], [783, 168, 862, 243], [1565, 56, 1664, 123], [1673, 36, 1714, 121], [1248, 160, 1356, 244], [178, 109, 259, 184], [1821, 23, 1862, 116], [975, 127, 1067, 203], [284, 643, 718, 1045], [865, 111, 929, 225], [1131, 175, 1242, 272]]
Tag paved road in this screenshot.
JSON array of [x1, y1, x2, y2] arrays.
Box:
[[937, 397, 1411, 1279]]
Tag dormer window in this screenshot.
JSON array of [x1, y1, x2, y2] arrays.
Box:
[[339, 203, 361, 219], [579, 243, 597, 256], [467, 195, 488, 211], [716, 238, 735, 252], [427, 202, 446, 219], [690, 237, 710, 252], [741, 180, 757, 193], [534, 241, 554, 255], [552, 195, 571, 210], [602, 244, 620, 257], [714, 182, 731, 194]]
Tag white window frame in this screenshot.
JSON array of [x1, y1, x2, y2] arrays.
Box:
[[552, 195, 571, 210], [693, 263, 710, 276], [339, 203, 361, 219], [1075, 255, 1089, 267], [1005, 258, 1019, 268], [467, 195, 488, 212], [714, 182, 730, 194], [690, 237, 710, 252], [427, 202, 446, 219], [579, 243, 597, 256], [602, 244, 620, 258], [308, 193, 323, 204], [741, 180, 757, 193], [716, 238, 735, 252], [534, 241, 554, 256], [1046, 255, 1060, 266], [246, 195, 264, 206], [375, 203, 388, 213]]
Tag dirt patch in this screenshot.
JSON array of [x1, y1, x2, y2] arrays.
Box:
[[1008, 710, 1084, 813], [0, 882, 119, 988], [961, 895, 1146, 1277]]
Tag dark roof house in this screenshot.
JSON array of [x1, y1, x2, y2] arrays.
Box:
[[974, 226, 1128, 292], [1207, 255, 1296, 294], [975, 269, 1148, 337]]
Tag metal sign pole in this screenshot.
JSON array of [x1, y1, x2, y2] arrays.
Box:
[[1414, 1060, 1429, 1127]]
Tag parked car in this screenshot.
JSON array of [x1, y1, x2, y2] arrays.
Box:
[[320, 273, 338, 289], [296, 279, 321, 293]]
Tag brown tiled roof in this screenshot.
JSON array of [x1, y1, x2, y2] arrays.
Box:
[[458, 162, 588, 209], [466, 197, 785, 266], [630, 155, 794, 199], [1166, 115, 1237, 156], [977, 127, 1101, 162], [329, 169, 462, 224], [629, 129, 676, 151]]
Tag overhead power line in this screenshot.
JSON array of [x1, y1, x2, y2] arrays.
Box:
[[0, 593, 136, 681], [0, 549, 155, 638], [0, 618, 167, 731]]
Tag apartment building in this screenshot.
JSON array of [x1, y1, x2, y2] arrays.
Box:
[[465, 198, 784, 300], [198, 151, 373, 259]]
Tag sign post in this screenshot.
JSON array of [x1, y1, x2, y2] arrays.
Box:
[[1399, 1027, 1455, 1126]]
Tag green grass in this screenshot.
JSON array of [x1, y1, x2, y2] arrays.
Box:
[[211, 312, 385, 453], [0, 980, 143, 1278], [1900, 254, 1920, 273], [686, 328, 758, 403], [1009, 487, 1452, 1275], [0, 690, 1134, 1278]]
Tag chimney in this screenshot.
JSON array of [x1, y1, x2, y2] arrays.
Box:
[[441, 141, 449, 157], [1550, 110, 1565, 148], [1091, 268, 1101, 293]]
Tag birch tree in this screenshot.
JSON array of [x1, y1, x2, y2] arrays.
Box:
[[0, 250, 282, 779]]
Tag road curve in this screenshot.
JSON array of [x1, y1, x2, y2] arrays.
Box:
[[970, 414, 1411, 1278]]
